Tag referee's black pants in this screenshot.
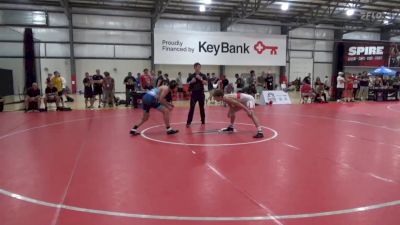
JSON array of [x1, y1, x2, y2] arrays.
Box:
[[187, 91, 205, 125]]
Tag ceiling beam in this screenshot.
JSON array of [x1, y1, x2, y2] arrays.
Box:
[[59, 0, 71, 19], [152, 0, 171, 28], [221, 0, 276, 31]]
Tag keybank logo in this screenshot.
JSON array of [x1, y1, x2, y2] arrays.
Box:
[[198, 41, 278, 56], [254, 41, 278, 55], [199, 42, 250, 56]]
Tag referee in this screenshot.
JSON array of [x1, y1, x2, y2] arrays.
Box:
[[186, 62, 207, 127]]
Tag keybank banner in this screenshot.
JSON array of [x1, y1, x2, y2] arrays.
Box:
[[154, 30, 287, 66]]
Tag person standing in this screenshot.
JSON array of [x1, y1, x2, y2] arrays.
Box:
[[92, 69, 104, 108], [164, 73, 170, 85], [102, 72, 115, 107], [51, 71, 64, 108], [186, 62, 207, 127], [176, 72, 184, 99], [123, 72, 136, 107], [136, 73, 142, 91], [358, 74, 370, 101], [235, 73, 244, 92], [140, 68, 153, 90], [156, 70, 164, 87], [83, 72, 94, 109], [265, 73, 274, 90], [353, 74, 359, 100], [336, 72, 345, 102], [247, 70, 256, 87]]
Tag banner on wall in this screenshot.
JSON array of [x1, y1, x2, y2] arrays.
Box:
[[343, 41, 400, 67], [260, 90, 292, 105], [154, 29, 287, 66]]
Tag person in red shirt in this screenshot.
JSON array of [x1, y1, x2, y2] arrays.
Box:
[[140, 68, 153, 90], [344, 73, 355, 102]]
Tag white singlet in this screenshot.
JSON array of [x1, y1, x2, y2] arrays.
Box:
[[225, 93, 256, 109]]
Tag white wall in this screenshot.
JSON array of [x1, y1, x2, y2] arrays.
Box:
[[225, 66, 279, 77], [75, 59, 151, 92], [155, 64, 219, 80], [391, 36, 400, 42], [288, 28, 334, 81], [0, 58, 24, 94], [314, 63, 332, 85], [156, 19, 220, 32], [343, 31, 381, 41]]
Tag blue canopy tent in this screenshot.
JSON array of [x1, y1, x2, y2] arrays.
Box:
[[369, 66, 397, 76]]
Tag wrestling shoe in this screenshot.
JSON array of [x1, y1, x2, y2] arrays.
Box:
[[167, 129, 179, 135], [221, 126, 235, 133], [253, 132, 264, 138], [130, 129, 140, 136]]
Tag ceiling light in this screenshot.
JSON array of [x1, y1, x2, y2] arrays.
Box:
[[281, 2, 289, 11], [199, 5, 206, 12], [203, 0, 212, 4], [346, 8, 355, 16]]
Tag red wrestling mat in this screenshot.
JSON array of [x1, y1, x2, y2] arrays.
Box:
[[0, 102, 399, 225]]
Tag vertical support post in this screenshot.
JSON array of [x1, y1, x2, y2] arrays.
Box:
[[151, 18, 155, 71], [219, 19, 227, 76], [60, 0, 76, 93], [281, 26, 289, 81]]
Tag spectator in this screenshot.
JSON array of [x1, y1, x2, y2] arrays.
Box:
[[44, 82, 61, 111], [207, 73, 217, 104], [156, 70, 164, 87], [208, 73, 216, 91], [382, 76, 390, 87], [358, 74, 370, 101], [235, 73, 244, 92], [265, 73, 274, 90], [353, 74, 359, 99], [393, 74, 400, 99], [51, 71, 65, 108], [25, 82, 41, 112], [102, 71, 115, 107], [221, 75, 229, 90], [323, 76, 330, 89], [246, 84, 257, 97], [314, 77, 327, 103], [92, 69, 104, 108], [151, 70, 157, 87], [136, 73, 141, 91], [140, 68, 153, 90], [46, 73, 53, 86], [247, 70, 256, 88], [164, 73, 170, 85], [374, 77, 383, 88], [60, 73, 73, 102], [336, 72, 345, 102], [123, 72, 136, 107], [224, 83, 234, 94], [83, 72, 94, 109], [176, 72, 184, 99], [256, 73, 265, 97], [302, 73, 311, 85], [344, 73, 355, 102]]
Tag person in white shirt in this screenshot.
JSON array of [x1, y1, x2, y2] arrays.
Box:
[[336, 72, 345, 102], [212, 89, 263, 138]]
